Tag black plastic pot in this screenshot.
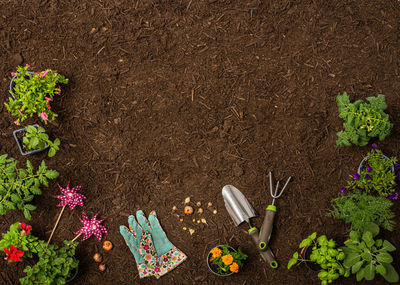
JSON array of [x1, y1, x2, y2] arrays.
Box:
[[207, 245, 236, 277], [66, 257, 79, 283], [9, 71, 34, 100], [13, 124, 48, 156], [300, 246, 320, 272]]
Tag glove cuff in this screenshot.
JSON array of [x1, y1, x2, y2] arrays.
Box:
[[154, 247, 187, 279]]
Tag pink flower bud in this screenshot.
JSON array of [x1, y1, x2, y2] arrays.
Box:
[[44, 97, 53, 101], [14, 121, 20, 126], [25, 64, 30, 68], [11, 72, 16, 76], [17, 109, 23, 116], [40, 112, 48, 121]]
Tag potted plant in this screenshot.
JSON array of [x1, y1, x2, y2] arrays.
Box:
[[19, 240, 79, 284], [207, 245, 247, 276], [287, 233, 350, 285], [13, 124, 60, 157], [5, 64, 68, 124], [0, 222, 40, 262], [342, 223, 399, 283], [336, 92, 392, 146], [0, 154, 59, 220], [327, 191, 395, 232], [344, 146, 399, 199]]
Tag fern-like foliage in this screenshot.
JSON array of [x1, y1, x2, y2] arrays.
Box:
[[0, 154, 59, 220], [336, 92, 392, 146], [327, 191, 395, 232]]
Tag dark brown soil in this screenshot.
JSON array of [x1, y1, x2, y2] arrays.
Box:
[[0, 1, 399, 285]]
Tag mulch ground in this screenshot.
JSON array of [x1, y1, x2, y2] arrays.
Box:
[[0, 1, 399, 284]]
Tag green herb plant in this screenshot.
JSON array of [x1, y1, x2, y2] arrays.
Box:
[[23, 125, 61, 157], [342, 223, 399, 283], [336, 92, 392, 146], [0, 154, 59, 220], [20, 240, 79, 285], [288, 233, 349, 285], [5, 64, 68, 124], [0, 222, 40, 259], [348, 148, 397, 197], [327, 191, 395, 232]]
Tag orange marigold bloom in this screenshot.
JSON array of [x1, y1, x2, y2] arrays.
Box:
[[221, 254, 233, 265], [230, 262, 239, 273], [211, 247, 222, 258]]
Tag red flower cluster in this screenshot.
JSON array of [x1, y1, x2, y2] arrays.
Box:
[[20, 223, 32, 235], [4, 245, 24, 262]]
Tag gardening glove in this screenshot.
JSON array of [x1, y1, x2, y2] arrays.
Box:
[[120, 215, 160, 279], [136, 210, 187, 278]]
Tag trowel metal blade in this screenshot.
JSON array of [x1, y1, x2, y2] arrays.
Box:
[[222, 185, 257, 226]]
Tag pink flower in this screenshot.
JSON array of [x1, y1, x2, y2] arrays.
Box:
[[40, 112, 48, 121], [35, 72, 40, 76], [41, 70, 48, 78], [25, 64, 30, 68], [11, 72, 16, 76], [44, 97, 53, 101], [17, 109, 23, 116], [54, 72, 58, 76], [57, 86, 61, 95], [47, 104, 51, 110], [14, 121, 20, 126]]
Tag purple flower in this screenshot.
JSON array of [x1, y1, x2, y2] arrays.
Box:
[[340, 187, 346, 194], [395, 164, 400, 171], [365, 174, 371, 180], [387, 193, 398, 200], [366, 166, 372, 172], [371, 143, 378, 149], [397, 172, 400, 180], [353, 173, 360, 180]]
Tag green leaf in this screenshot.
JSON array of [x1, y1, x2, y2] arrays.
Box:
[[48, 147, 56, 157], [25, 204, 36, 211], [382, 263, 399, 283], [364, 263, 376, 280], [299, 238, 312, 248], [352, 260, 364, 274], [45, 170, 59, 179], [364, 223, 379, 237], [23, 208, 32, 220], [361, 252, 372, 261], [344, 252, 361, 268], [376, 252, 393, 263], [356, 267, 366, 281], [382, 240, 396, 252], [287, 258, 297, 269], [362, 231, 374, 248], [376, 264, 386, 276]]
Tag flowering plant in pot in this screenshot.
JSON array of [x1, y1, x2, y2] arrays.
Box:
[[207, 245, 247, 276], [0, 222, 40, 262], [287, 233, 349, 285], [344, 146, 398, 199], [336, 92, 392, 146], [342, 223, 398, 283], [19, 240, 79, 285], [0, 154, 59, 220], [5, 64, 68, 124], [15, 124, 60, 157]]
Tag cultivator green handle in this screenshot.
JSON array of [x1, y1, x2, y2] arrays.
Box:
[[259, 205, 276, 250], [248, 227, 278, 269]]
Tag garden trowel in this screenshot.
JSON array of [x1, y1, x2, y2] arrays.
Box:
[[222, 185, 278, 268]]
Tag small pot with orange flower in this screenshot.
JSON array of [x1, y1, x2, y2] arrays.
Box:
[[207, 245, 247, 276]]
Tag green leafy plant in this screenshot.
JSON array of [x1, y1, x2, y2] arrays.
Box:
[[336, 92, 392, 146], [0, 154, 59, 220], [0, 222, 40, 260], [5, 64, 68, 124], [342, 223, 399, 283], [22, 125, 61, 157], [20, 240, 79, 285], [209, 245, 247, 275], [288, 233, 349, 285], [346, 148, 398, 198], [327, 191, 395, 232]]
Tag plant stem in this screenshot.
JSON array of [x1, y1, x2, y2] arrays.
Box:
[[71, 234, 82, 242], [46, 205, 66, 248]]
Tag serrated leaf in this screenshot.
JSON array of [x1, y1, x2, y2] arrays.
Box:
[[25, 204, 36, 211], [23, 208, 31, 220], [45, 170, 59, 179], [382, 240, 396, 252]]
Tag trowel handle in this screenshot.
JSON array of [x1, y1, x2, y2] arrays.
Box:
[[259, 205, 276, 250], [248, 227, 278, 268]]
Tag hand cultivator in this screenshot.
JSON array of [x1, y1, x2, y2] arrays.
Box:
[[259, 172, 291, 250]]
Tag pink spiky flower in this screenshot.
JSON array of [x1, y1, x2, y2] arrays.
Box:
[[55, 183, 86, 210], [74, 211, 108, 242]]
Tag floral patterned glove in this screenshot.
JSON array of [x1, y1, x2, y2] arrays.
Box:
[[136, 210, 187, 278], [120, 215, 160, 278]]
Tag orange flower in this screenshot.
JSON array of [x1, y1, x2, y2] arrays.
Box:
[[221, 254, 233, 265], [211, 247, 222, 258], [230, 262, 239, 273]]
